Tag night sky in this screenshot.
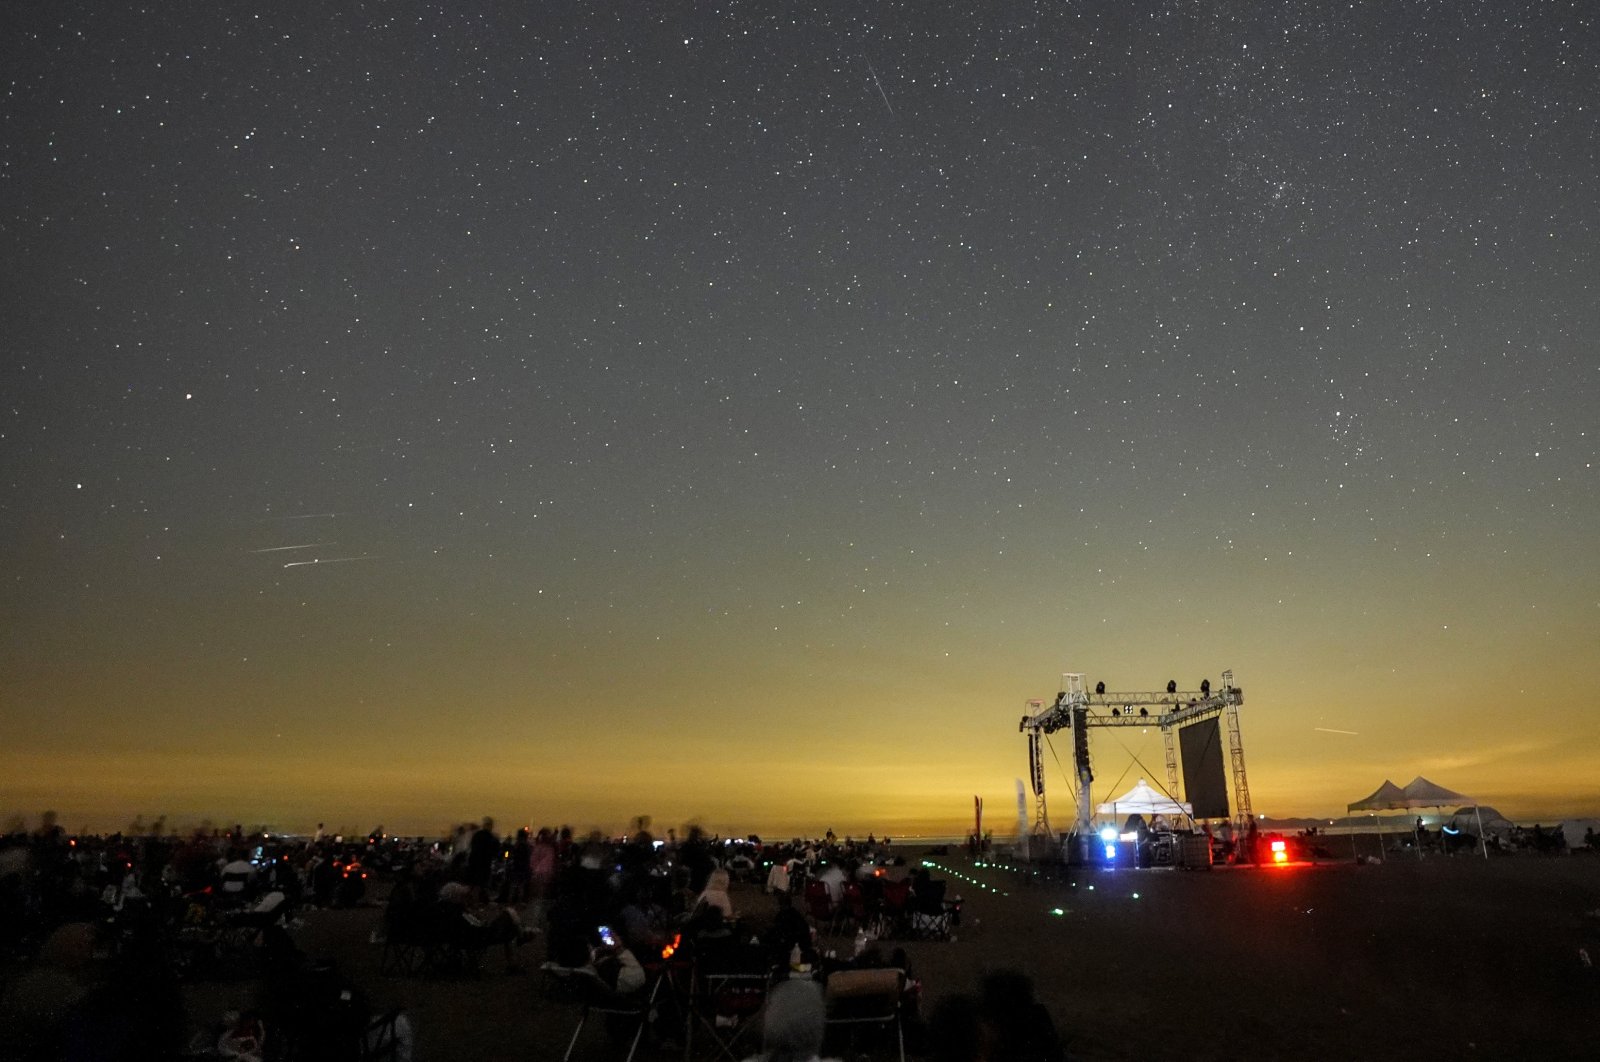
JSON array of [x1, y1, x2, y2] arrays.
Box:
[[3, 2, 1596, 838]]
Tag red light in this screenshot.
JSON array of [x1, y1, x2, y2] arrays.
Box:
[[1270, 839, 1288, 864]]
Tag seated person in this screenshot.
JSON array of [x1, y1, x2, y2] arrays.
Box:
[[261, 857, 303, 908], [762, 892, 817, 969], [382, 864, 425, 940], [814, 861, 848, 905], [582, 932, 646, 995], [978, 969, 1064, 1061], [909, 869, 948, 909], [695, 868, 735, 921], [684, 904, 736, 948], [748, 978, 831, 1062], [218, 850, 257, 902], [765, 857, 796, 895], [220, 888, 290, 933], [545, 891, 598, 969], [616, 880, 670, 963], [684, 906, 768, 978], [438, 881, 533, 968]]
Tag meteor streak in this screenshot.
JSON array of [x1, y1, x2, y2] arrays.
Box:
[[864, 56, 894, 117], [283, 556, 374, 568]]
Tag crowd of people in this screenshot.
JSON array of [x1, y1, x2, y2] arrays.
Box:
[[371, 820, 1059, 1059], [0, 814, 424, 1059], [380, 822, 914, 977], [0, 813, 1066, 1060]]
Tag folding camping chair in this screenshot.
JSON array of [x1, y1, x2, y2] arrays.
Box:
[[379, 905, 444, 977], [684, 955, 769, 1061], [839, 881, 870, 935], [823, 966, 905, 1062], [907, 879, 959, 941], [543, 962, 662, 1062], [360, 1008, 411, 1060], [802, 879, 843, 938], [873, 879, 912, 939], [268, 961, 411, 1062]]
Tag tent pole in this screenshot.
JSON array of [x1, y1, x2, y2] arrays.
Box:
[[1474, 805, 1488, 860]]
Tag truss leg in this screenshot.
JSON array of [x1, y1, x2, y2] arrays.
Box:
[[1032, 791, 1051, 841], [1162, 729, 1182, 820], [1226, 703, 1253, 834]]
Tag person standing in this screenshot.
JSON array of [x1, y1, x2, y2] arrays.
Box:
[[465, 816, 500, 901], [505, 827, 532, 905]]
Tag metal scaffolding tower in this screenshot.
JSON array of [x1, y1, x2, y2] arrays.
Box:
[[1222, 670, 1254, 833], [1018, 668, 1249, 858]]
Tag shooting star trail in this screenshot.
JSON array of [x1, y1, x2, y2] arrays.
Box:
[[864, 57, 894, 117], [1313, 727, 1359, 735], [250, 543, 333, 553], [280, 512, 339, 520], [283, 556, 375, 568]]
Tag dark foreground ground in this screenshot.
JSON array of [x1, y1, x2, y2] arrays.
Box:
[[186, 852, 1600, 1061]]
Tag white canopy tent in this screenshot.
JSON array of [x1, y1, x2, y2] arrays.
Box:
[[1096, 779, 1192, 824], [1348, 779, 1408, 813], [1345, 779, 1407, 860], [1346, 776, 1488, 859]]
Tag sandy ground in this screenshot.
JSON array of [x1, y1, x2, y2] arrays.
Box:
[[185, 850, 1600, 1061]]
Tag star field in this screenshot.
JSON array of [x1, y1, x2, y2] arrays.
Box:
[[2, 2, 1596, 835]]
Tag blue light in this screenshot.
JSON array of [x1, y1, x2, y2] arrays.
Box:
[[1103, 843, 1117, 860], [1099, 826, 1118, 842]]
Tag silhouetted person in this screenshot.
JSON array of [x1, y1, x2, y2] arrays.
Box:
[[749, 978, 830, 1062], [979, 970, 1065, 1061], [465, 817, 499, 900]]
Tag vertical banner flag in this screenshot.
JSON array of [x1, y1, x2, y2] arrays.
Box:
[[1015, 779, 1030, 861]]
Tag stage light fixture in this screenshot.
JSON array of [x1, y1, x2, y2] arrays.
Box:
[[1166, 680, 1177, 694], [1095, 681, 1105, 695], [1139, 707, 1148, 717], [1110, 707, 1120, 717], [1200, 678, 1211, 695]]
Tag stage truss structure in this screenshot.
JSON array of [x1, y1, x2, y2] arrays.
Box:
[[1019, 670, 1252, 858]]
